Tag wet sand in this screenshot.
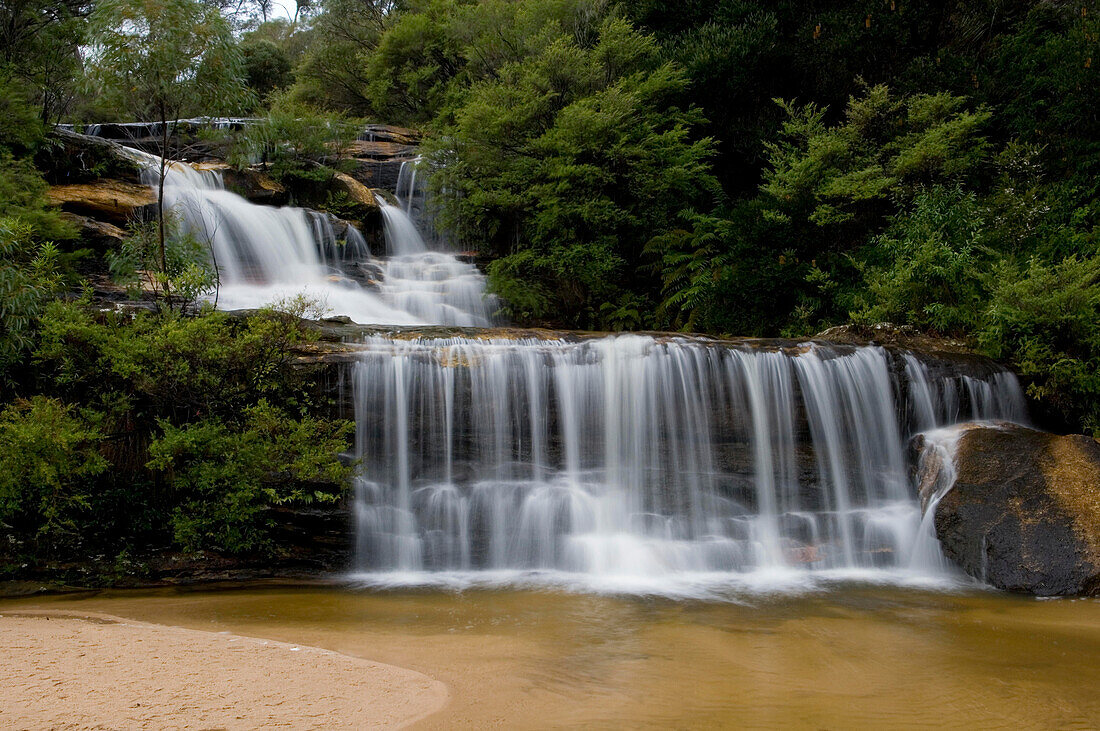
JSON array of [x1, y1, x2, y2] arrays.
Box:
[[2, 584, 1099, 728], [0, 609, 447, 730]]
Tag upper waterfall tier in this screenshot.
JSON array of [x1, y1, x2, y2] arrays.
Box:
[[124, 147, 495, 326], [348, 333, 1028, 591]]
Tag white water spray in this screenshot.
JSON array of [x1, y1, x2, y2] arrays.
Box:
[[374, 198, 497, 327]]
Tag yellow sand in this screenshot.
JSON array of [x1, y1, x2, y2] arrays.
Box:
[[0, 609, 448, 730]]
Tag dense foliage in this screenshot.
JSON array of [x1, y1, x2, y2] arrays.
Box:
[[0, 0, 358, 581], [1, 292, 352, 574]]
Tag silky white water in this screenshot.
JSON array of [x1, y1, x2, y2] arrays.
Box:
[[375, 197, 497, 327], [126, 148, 494, 325], [350, 335, 1029, 593], [903, 353, 1029, 431]]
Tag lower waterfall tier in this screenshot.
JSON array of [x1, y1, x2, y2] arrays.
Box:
[[350, 333, 1027, 583]]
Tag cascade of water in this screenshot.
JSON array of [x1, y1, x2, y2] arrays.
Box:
[[116, 135, 497, 325], [123, 147, 499, 326], [350, 336, 1030, 587], [903, 354, 1029, 432], [374, 197, 496, 327], [908, 426, 966, 573], [396, 158, 419, 215], [123, 147, 421, 323]]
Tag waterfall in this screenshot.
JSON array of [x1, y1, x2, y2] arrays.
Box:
[[350, 336, 1028, 592], [374, 199, 497, 327], [903, 354, 1029, 431], [124, 148, 495, 325], [107, 137, 1032, 595]]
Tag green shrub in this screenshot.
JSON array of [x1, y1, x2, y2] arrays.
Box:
[[853, 186, 990, 335], [147, 401, 352, 555], [0, 155, 76, 243], [108, 216, 216, 311], [0, 397, 108, 554], [230, 91, 359, 182], [34, 302, 320, 421], [980, 256, 1100, 434], [0, 217, 61, 382]]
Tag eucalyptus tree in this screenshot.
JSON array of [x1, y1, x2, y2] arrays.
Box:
[[0, 0, 90, 123], [87, 0, 251, 302]]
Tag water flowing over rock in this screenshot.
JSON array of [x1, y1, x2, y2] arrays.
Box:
[[123, 147, 495, 326], [349, 333, 1028, 590], [913, 422, 1100, 596], [374, 197, 497, 327]]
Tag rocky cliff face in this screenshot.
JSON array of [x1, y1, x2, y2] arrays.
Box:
[[915, 422, 1100, 596]]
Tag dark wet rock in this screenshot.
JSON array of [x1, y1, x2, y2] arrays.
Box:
[[816, 322, 973, 354], [340, 260, 385, 289], [59, 212, 127, 251], [54, 120, 240, 163], [197, 162, 288, 206], [38, 128, 144, 185], [919, 422, 1100, 596], [343, 125, 421, 191]]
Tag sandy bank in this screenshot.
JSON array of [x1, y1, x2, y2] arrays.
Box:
[[0, 610, 448, 729]]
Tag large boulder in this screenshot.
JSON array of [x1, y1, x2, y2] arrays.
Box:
[[915, 422, 1100, 595], [330, 170, 379, 215]]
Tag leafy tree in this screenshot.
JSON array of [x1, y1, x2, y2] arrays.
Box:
[[853, 186, 990, 335], [423, 14, 719, 328], [980, 255, 1100, 435], [0, 0, 89, 123], [357, 0, 464, 125], [243, 19, 314, 67], [290, 0, 392, 114], [87, 0, 251, 301], [229, 90, 361, 191], [761, 86, 991, 234], [240, 38, 294, 103], [108, 215, 216, 311]]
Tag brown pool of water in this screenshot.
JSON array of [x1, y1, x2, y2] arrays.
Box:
[[3, 583, 1098, 728]]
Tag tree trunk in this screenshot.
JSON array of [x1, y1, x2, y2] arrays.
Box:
[[158, 108, 171, 304]]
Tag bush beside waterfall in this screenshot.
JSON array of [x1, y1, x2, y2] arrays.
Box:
[[0, 292, 353, 578]]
